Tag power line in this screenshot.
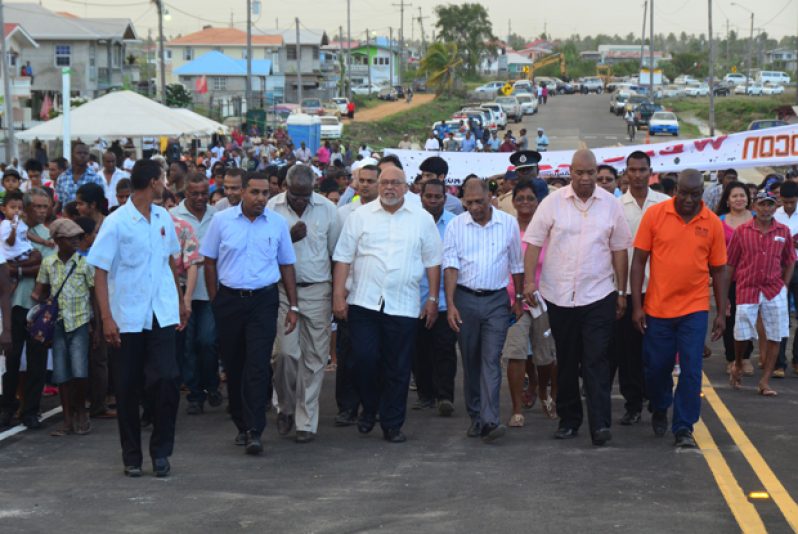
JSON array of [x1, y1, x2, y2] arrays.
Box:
[[60, 0, 148, 6], [760, 0, 794, 27]]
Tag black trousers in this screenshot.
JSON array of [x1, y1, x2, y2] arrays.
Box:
[[0, 306, 48, 419], [334, 319, 361, 416], [608, 295, 644, 413], [114, 317, 179, 467], [547, 292, 615, 434], [212, 286, 278, 436], [412, 314, 457, 403]]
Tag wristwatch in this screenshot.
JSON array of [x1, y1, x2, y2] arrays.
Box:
[[428, 295, 438, 303], [515, 293, 524, 300], [618, 290, 627, 297], [290, 305, 300, 313]]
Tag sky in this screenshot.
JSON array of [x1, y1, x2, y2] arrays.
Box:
[[29, 0, 798, 42]]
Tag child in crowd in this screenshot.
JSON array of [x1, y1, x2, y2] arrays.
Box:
[[31, 218, 95, 436], [115, 178, 131, 208], [74, 217, 97, 256], [1, 191, 34, 288]]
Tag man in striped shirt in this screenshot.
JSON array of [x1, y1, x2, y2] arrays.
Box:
[[729, 191, 796, 396], [443, 178, 524, 443]]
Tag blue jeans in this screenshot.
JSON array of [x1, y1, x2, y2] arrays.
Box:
[[183, 300, 220, 403], [52, 322, 90, 385], [643, 312, 707, 434]]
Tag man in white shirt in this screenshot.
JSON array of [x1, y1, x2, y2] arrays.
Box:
[[774, 180, 798, 375], [443, 178, 524, 443], [424, 132, 440, 151], [122, 151, 136, 172], [612, 151, 669, 426], [332, 165, 442, 443], [398, 134, 413, 150], [101, 152, 129, 209], [269, 165, 340, 443], [294, 142, 312, 164], [213, 168, 244, 212]]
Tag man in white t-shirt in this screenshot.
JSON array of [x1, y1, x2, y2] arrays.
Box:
[[424, 132, 440, 151]]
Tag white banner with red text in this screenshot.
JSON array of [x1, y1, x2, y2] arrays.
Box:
[[385, 124, 798, 185]]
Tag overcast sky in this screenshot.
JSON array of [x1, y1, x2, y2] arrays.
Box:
[[34, 0, 798, 42]]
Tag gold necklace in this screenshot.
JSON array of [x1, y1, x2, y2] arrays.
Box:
[[571, 196, 595, 218]]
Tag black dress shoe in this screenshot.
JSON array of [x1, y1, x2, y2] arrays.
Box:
[[591, 428, 612, 446], [124, 465, 142, 478], [234, 431, 247, 446], [152, 457, 171, 477], [620, 410, 641, 426], [466, 420, 482, 437], [295, 430, 315, 443], [437, 399, 454, 417], [334, 411, 357, 427], [0, 410, 13, 430], [186, 402, 204, 415], [21, 415, 41, 429], [357, 419, 375, 434], [207, 390, 223, 408], [481, 423, 507, 443], [383, 428, 407, 443], [276, 413, 294, 436], [554, 427, 578, 440], [411, 398, 434, 410], [651, 410, 668, 437], [674, 429, 697, 448], [245, 432, 263, 455]]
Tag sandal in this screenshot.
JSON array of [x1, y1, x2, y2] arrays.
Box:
[[729, 365, 742, 390], [508, 414, 525, 427], [50, 425, 73, 437], [541, 397, 557, 420], [521, 389, 536, 409], [758, 386, 778, 397], [75, 420, 92, 435]]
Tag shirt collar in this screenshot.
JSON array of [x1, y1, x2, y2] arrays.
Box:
[[741, 218, 782, 235], [369, 198, 412, 214], [464, 206, 502, 227], [175, 199, 214, 222], [621, 188, 656, 206], [123, 198, 163, 223], [232, 203, 269, 221], [663, 197, 709, 221], [563, 184, 601, 201]]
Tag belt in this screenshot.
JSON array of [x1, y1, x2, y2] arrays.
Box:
[[456, 285, 503, 297], [219, 283, 276, 298], [296, 281, 327, 288]]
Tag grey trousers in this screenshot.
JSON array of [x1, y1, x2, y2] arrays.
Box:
[[454, 288, 511, 426]]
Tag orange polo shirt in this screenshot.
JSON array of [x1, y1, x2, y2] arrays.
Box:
[[634, 198, 727, 319]]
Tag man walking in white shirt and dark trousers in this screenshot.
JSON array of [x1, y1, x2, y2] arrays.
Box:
[[201, 172, 299, 455], [88, 159, 189, 478], [444, 178, 524, 443], [332, 165, 442, 443]]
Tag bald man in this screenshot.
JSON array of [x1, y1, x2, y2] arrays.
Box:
[[332, 165, 442, 443], [631, 169, 728, 448], [523, 149, 633, 447]]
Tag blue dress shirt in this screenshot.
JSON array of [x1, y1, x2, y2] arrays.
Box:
[[200, 204, 296, 290], [87, 201, 180, 333], [419, 209, 454, 311]]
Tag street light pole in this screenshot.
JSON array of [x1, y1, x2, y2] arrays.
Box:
[[708, 0, 715, 137], [246, 0, 252, 113], [0, 0, 17, 162], [732, 3, 754, 94], [153, 0, 167, 104], [649, 0, 654, 96], [639, 1, 647, 74]]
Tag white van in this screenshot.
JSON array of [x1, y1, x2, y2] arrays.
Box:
[[758, 71, 791, 85]]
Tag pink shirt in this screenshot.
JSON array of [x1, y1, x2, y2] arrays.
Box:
[[317, 146, 331, 164], [523, 184, 632, 307]]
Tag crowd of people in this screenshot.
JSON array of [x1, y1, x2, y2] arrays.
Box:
[[1, 131, 796, 479]]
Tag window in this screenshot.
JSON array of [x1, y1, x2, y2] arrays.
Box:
[[7, 52, 17, 68], [183, 47, 193, 61], [89, 44, 96, 67], [113, 45, 122, 68], [287, 45, 298, 60], [55, 45, 71, 67], [212, 77, 226, 91], [241, 49, 248, 59], [311, 46, 318, 60]]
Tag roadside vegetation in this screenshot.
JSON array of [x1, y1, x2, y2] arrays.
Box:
[[662, 94, 794, 133]]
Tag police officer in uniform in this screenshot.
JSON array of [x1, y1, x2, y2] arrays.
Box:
[[498, 150, 548, 215]]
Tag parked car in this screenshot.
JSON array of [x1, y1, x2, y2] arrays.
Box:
[[735, 83, 763, 96], [377, 86, 398, 101], [763, 83, 785, 95], [635, 101, 663, 127], [512, 79, 534, 93], [662, 85, 686, 98], [320, 116, 343, 139], [552, 77, 575, 94], [515, 93, 538, 115], [724, 73, 747, 85], [393, 85, 405, 99], [332, 97, 349, 115], [758, 70, 791, 85], [480, 103, 507, 129], [674, 75, 700, 85], [300, 98, 323, 115], [474, 81, 505, 95], [580, 76, 604, 94], [712, 82, 732, 96], [432, 119, 469, 145], [495, 96, 522, 122], [461, 107, 498, 132], [625, 94, 649, 112], [648, 111, 680, 136], [747, 119, 788, 130], [685, 84, 709, 97], [610, 91, 630, 115], [322, 101, 341, 118], [352, 83, 380, 95], [413, 78, 428, 92]]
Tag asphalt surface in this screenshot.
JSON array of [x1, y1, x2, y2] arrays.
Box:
[[2, 95, 798, 533]]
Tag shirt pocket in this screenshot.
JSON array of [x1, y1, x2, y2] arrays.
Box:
[[118, 233, 147, 268]]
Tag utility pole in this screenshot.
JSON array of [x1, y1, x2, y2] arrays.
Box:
[[795, 12, 798, 104], [346, 0, 352, 100], [295, 18, 302, 104], [153, 0, 167, 104], [246, 0, 252, 113], [366, 28, 372, 91], [649, 0, 654, 96], [418, 7, 427, 53], [0, 0, 16, 161], [708, 0, 715, 136], [339, 25, 344, 97], [726, 18, 730, 63], [389, 26, 394, 88], [392, 0, 411, 73], [746, 12, 753, 93], [507, 19, 511, 46], [639, 1, 647, 74]]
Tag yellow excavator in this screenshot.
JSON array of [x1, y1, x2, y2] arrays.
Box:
[[527, 53, 567, 80]]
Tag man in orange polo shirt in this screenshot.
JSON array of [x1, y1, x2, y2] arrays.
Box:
[[630, 169, 728, 449]]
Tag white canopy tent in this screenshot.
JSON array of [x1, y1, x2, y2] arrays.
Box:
[[172, 108, 228, 135], [17, 91, 222, 141]]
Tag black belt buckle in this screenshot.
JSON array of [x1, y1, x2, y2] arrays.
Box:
[[237, 289, 256, 298]]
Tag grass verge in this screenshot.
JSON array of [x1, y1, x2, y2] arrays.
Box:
[[661, 94, 794, 133], [342, 96, 466, 150]]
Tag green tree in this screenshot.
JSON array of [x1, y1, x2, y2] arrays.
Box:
[[166, 83, 192, 108], [434, 3, 495, 76], [507, 32, 527, 51], [418, 42, 464, 96]]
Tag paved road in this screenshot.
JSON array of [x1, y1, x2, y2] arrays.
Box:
[[2, 94, 798, 532]]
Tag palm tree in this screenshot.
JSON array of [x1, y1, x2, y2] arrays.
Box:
[[419, 42, 463, 96]]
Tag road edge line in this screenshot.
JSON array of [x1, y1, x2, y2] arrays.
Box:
[[702, 372, 798, 532], [0, 406, 62, 442]]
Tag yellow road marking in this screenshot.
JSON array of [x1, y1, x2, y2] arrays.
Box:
[[694, 418, 767, 533], [701, 372, 798, 532]]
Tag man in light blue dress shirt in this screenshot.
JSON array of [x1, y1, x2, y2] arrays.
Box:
[[89, 159, 188, 478], [202, 171, 299, 456]]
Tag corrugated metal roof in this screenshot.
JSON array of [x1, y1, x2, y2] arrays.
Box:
[[174, 51, 272, 76], [169, 27, 281, 46], [5, 3, 136, 40]]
